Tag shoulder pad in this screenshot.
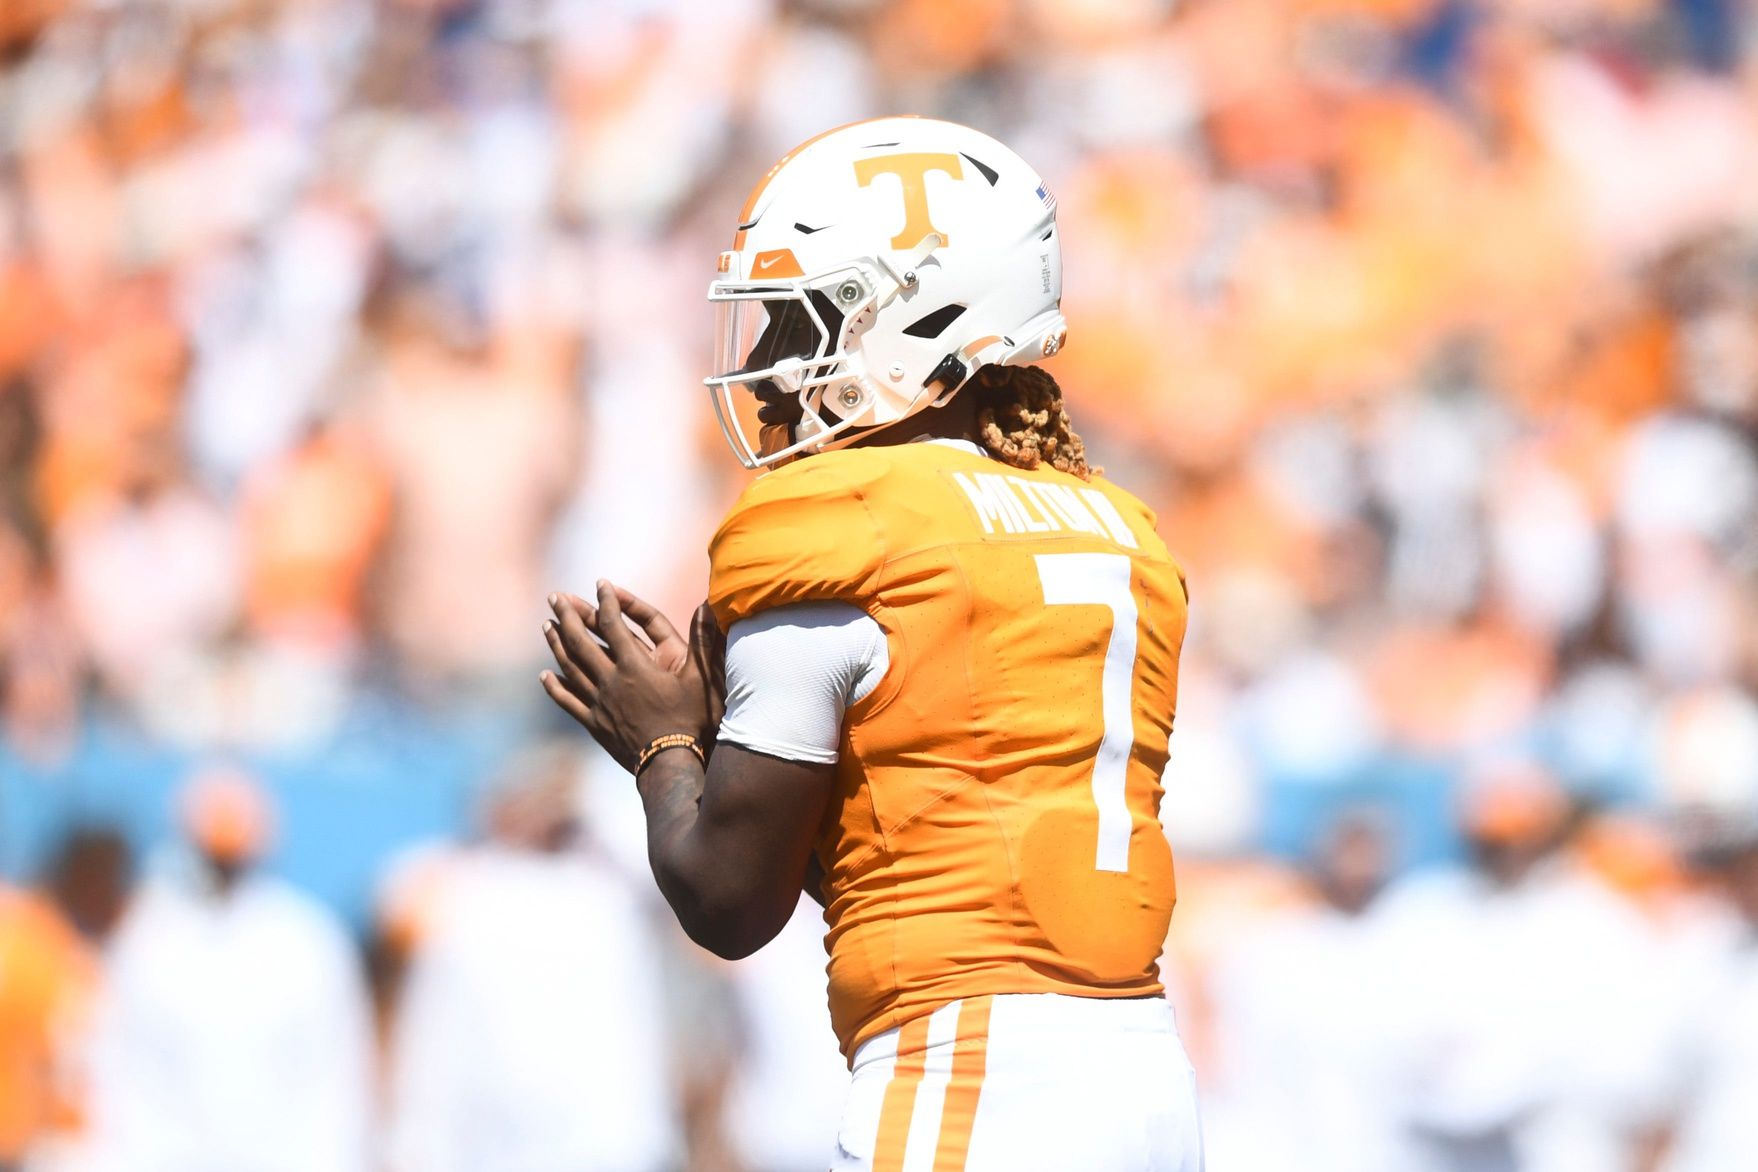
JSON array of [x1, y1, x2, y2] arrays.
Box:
[[709, 451, 891, 630]]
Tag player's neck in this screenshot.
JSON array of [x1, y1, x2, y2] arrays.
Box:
[[849, 390, 982, 451]]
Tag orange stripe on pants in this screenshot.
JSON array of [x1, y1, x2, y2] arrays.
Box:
[[932, 995, 992, 1172], [872, 1014, 933, 1172]]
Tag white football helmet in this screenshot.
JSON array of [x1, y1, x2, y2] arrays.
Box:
[[706, 116, 1067, 469]]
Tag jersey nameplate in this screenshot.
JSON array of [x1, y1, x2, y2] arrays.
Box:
[[949, 471, 1140, 549]]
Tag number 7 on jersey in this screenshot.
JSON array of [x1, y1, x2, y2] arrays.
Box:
[[1034, 552, 1138, 874]]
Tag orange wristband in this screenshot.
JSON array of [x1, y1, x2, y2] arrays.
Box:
[[636, 733, 705, 775]]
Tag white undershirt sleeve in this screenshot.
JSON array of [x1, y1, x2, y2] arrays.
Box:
[[717, 601, 889, 765]]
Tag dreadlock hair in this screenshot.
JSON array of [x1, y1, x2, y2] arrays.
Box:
[[968, 364, 1096, 481]]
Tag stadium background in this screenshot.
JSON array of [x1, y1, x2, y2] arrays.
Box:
[[0, 0, 1754, 1169]]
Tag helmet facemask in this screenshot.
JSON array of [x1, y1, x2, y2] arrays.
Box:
[[707, 263, 900, 469]]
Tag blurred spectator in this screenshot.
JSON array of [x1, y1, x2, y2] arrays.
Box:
[[1374, 763, 1671, 1171], [385, 743, 679, 1172], [41, 827, 132, 947], [0, 878, 90, 1172], [83, 768, 373, 1172], [362, 282, 579, 688], [51, 438, 238, 707], [720, 897, 848, 1172], [366, 842, 459, 1071], [10, 827, 135, 1170], [1206, 810, 1405, 1172], [238, 422, 392, 655], [1658, 824, 1758, 1172]]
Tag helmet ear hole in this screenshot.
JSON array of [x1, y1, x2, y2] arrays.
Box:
[[902, 304, 967, 339]]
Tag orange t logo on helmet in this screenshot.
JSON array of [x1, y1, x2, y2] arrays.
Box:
[[853, 152, 965, 249]]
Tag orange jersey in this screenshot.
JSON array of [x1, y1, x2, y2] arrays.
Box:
[[0, 890, 92, 1158], [710, 441, 1189, 1061]]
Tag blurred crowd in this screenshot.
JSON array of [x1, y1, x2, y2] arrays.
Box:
[[0, 753, 848, 1172], [0, 0, 1754, 1169]]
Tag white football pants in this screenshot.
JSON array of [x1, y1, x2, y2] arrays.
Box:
[[831, 993, 1204, 1172]]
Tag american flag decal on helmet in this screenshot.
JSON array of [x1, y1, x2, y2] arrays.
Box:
[[1036, 182, 1056, 212]]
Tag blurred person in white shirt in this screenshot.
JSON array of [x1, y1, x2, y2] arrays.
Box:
[[1205, 809, 1406, 1172], [1648, 703, 1758, 1172], [1375, 763, 1671, 1172], [1657, 821, 1758, 1172], [720, 896, 849, 1172], [53, 442, 239, 708], [385, 742, 678, 1172], [84, 768, 373, 1172]]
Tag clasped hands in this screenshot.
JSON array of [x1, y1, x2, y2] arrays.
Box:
[[541, 582, 726, 775]]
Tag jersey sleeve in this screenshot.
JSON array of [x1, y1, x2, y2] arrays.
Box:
[[708, 453, 890, 630], [718, 601, 889, 763]]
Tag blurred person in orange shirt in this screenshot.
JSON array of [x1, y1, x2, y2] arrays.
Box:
[[82, 769, 372, 1172], [0, 381, 79, 766], [0, 536, 81, 768], [1, 827, 136, 1172], [0, 880, 91, 1172], [239, 422, 392, 654]]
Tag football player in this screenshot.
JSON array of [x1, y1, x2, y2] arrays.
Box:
[[542, 117, 1201, 1171]]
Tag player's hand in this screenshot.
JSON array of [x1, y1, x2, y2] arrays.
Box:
[[540, 582, 723, 774]]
